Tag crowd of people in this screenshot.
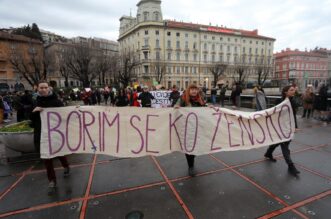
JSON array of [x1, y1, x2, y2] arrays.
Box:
[[0, 81, 330, 195], [254, 83, 330, 121]]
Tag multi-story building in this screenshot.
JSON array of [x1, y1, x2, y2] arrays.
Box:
[[118, 0, 275, 89], [45, 37, 119, 87], [0, 31, 44, 91], [274, 48, 328, 91], [40, 29, 68, 45], [71, 36, 119, 54], [314, 48, 331, 80]]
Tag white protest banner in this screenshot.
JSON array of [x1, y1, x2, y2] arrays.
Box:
[[149, 90, 172, 108], [40, 99, 295, 159]]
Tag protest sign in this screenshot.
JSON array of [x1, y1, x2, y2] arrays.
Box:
[[40, 99, 295, 159]]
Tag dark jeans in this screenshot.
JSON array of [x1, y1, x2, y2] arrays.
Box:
[[44, 157, 69, 183], [302, 109, 311, 118], [185, 154, 195, 168], [220, 95, 225, 107], [265, 141, 293, 166]]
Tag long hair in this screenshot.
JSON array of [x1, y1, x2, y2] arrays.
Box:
[[281, 85, 293, 99], [182, 84, 205, 106]]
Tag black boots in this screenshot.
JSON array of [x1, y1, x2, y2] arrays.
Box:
[[188, 167, 196, 177], [288, 164, 300, 175], [264, 153, 277, 162]]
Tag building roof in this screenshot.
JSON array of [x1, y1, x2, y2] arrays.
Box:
[[137, 0, 161, 7], [165, 20, 276, 41], [275, 48, 327, 59], [0, 31, 42, 44]]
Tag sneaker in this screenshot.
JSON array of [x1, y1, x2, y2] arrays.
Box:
[[264, 153, 277, 162], [63, 167, 70, 177], [188, 167, 196, 177], [288, 164, 300, 175]]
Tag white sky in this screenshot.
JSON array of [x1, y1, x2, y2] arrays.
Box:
[[1, 0, 330, 52]]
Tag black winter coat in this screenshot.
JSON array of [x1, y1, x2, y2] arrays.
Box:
[[30, 93, 63, 152]]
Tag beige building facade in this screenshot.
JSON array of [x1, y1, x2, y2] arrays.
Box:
[[119, 0, 276, 89]]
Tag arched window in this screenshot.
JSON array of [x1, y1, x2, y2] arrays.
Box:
[[154, 12, 159, 21]]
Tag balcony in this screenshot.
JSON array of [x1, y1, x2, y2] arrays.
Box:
[[141, 45, 150, 51]]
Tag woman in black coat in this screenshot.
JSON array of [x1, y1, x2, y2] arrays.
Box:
[[174, 84, 207, 177], [31, 81, 70, 194], [264, 85, 300, 176]]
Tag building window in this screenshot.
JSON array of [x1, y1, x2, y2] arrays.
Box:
[[143, 51, 148, 59], [156, 39, 160, 48], [194, 34, 197, 38], [255, 48, 258, 54], [144, 38, 149, 46], [243, 47, 246, 53], [212, 36, 215, 40], [212, 44, 215, 51], [261, 48, 264, 54], [219, 55, 223, 62], [176, 52, 180, 61], [145, 30, 148, 35], [212, 54, 215, 62], [220, 44, 223, 51], [228, 38, 230, 42], [176, 32, 180, 37], [204, 35, 207, 39], [204, 54, 207, 63], [249, 48, 252, 54], [256, 41, 258, 45], [185, 41, 189, 49], [156, 51, 160, 60], [155, 30, 159, 35], [176, 41, 180, 49], [176, 67, 180, 74], [167, 40, 171, 48], [154, 12, 159, 21], [185, 66, 189, 73], [234, 46, 237, 53], [235, 38, 238, 42], [167, 52, 171, 60], [204, 43, 207, 50], [167, 32, 171, 36], [185, 33, 189, 38], [193, 42, 197, 49], [168, 66, 172, 74], [185, 53, 189, 61], [220, 37, 223, 41], [144, 12, 149, 21], [194, 53, 197, 61], [144, 65, 149, 73], [193, 67, 197, 74], [227, 45, 230, 52]]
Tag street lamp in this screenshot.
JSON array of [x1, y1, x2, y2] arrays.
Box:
[[205, 77, 209, 88]]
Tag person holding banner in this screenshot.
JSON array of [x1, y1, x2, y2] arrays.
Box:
[[175, 84, 206, 176], [30, 80, 70, 194], [264, 85, 300, 176]]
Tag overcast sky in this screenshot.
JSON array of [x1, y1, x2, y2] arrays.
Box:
[[1, 0, 330, 52]]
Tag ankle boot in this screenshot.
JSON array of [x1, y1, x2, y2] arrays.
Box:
[[288, 164, 300, 175], [264, 153, 277, 162]]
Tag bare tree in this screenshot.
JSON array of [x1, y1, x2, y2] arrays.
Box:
[[95, 52, 113, 86], [154, 59, 166, 84], [232, 55, 250, 86], [209, 62, 227, 87], [65, 44, 97, 88], [117, 50, 139, 87], [255, 58, 272, 86], [10, 47, 48, 88]]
